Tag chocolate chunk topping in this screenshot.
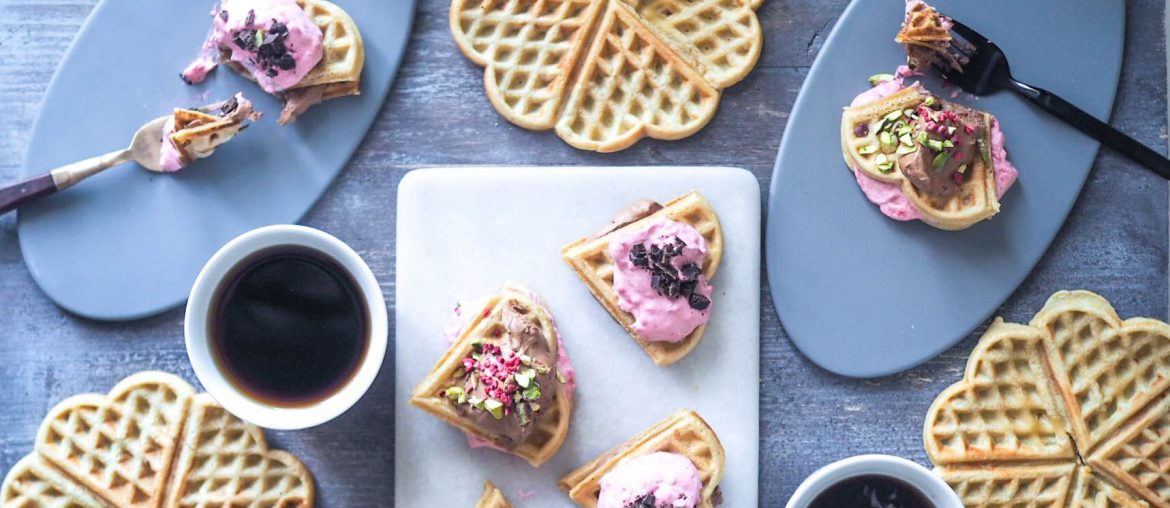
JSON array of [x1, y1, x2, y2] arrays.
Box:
[[277, 53, 296, 70], [244, 9, 255, 26], [266, 68, 278, 77], [219, 96, 239, 115], [628, 494, 656, 508], [626, 237, 709, 310], [233, 30, 255, 49], [219, 9, 229, 22]]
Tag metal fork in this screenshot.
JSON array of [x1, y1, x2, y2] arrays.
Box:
[[938, 19, 1170, 179]]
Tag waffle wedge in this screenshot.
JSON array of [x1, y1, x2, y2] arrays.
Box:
[[842, 84, 1002, 230], [1, 372, 316, 508], [224, 0, 364, 124], [559, 409, 724, 508], [410, 283, 573, 468], [1, 454, 110, 508], [165, 394, 314, 508], [561, 191, 722, 366], [895, 1, 951, 46], [926, 291, 1170, 507], [475, 481, 513, 508], [451, 0, 763, 151]]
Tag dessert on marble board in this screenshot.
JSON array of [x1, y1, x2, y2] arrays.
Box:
[[449, 0, 763, 152], [0, 371, 314, 508], [475, 481, 514, 508], [925, 290, 1170, 507], [181, 0, 364, 124], [559, 409, 725, 508], [411, 282, 575, 468], [158, 93, 260, 172], [562, 191, 722, 365]]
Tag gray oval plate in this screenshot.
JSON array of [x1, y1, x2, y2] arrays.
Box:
[[18, 0, 415, 320], [766, 0, 1124, 377]]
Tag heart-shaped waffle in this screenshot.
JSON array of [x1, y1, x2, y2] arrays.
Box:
[[558, 409, 725, 508], [841, 84, 1001, 230], [561, 191, 723, 366], [451, 0, 762, 151], [410, 283, 573, 467], [2, 372, 315, 508], [925, 291, 1170, 507]]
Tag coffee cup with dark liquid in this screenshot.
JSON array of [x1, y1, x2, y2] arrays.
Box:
[[185, 225, 388, 429]]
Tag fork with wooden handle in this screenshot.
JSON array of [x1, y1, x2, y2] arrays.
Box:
[[936, 18, 1170, 179], [0, 116, 169, 215]]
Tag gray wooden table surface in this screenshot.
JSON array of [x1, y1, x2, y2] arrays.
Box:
[[1, 1, 1167, 506]]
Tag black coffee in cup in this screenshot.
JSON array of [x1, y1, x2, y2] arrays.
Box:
[[208, 245, 369, 407], [809, 474, 934, 508]]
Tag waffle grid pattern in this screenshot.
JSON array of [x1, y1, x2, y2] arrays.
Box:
[[451, 0, 762, 151], [926, 291, 1170, 507]]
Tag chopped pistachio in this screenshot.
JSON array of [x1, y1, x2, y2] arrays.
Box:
[[932, 152, 948, 171], [519, 354, 532, 366], [879, 132, 896, 153], [514, 371, 531, 388], [468, 395, 484, 408], [875, 153, 888, 164], [857, 144, 878, 155], [524, 384, 542, 401], [868, 73, 895, 86], [924, 96, 935, 106], [899, 134, 914, 147], [942, 140, 955, 149], [255, 29, 265, 46], [947, 125, 957, 135], [484, 398, 504, 420], [534, 364, 551, 375], [927, 139, 944, 151], [445, 386, 466, 403], [958, 163, 968, 174], [884, 110, 903, 123], [895, 144, 918, 155], [916, 131, 928, 144], [529, 403, 541, 412], [556, 371, 566, 384], [903, 109, 916, 118], [877, 161, 895, 173]]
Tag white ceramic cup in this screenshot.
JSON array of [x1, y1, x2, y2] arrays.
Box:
[[185, 224, 387, 430], [786, 454, 963, 508]]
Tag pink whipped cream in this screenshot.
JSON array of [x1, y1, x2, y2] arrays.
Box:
[[441, 291, 576, 450], [181, 0, 323, 93], [158, 118, 185, 172], [598, 452, 704, 508], [607, 219, 713, 342], [849, 67, 1018, 221]]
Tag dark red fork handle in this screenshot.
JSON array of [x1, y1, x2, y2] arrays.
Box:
[[0, 174, 57, 215], [1009, 79, 1170, 179]]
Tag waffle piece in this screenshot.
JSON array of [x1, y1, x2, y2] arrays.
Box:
[[474, 481, 513, 508], [926, 291, 1170, 507], [938, 464, 1076, 507], [895, 1, 951, 45], [410, 283, 573, 467], [450, 0, 763, 151], [924, 319, 1076, 465], [1033, 291, 1170, 452], [1, 454, 110, 508], [559, 409, 724, 508], [841, 84, 1001, 230], [560, 191, 723, 366], [225, 0, 364, 124], [34, 372, 195, 508], [168, 96, 260, 166], [451, 0, 605, 130], [1069, 466, 1147, 508], [165, 394, 314, 508]]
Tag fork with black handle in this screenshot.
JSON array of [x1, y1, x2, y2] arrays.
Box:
[[938, 19, 1170, 179]]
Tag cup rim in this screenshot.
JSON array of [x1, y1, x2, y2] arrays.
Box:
[[785, 454, 963, 508], [184, 224, 387, 430]]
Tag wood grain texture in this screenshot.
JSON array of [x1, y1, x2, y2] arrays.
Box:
[[0, 0, 1165, 505]]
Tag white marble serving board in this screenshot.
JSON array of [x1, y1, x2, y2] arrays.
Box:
[[394, 167, 760, 506]]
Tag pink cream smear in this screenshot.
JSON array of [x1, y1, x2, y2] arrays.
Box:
[[607, 219, 713, 342], [441, 291, 576, 450], [598, 452, 704, 508], [181, 0, 323, 93], [158, 118, 185, 172], [850, 67, 1019, 221]]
